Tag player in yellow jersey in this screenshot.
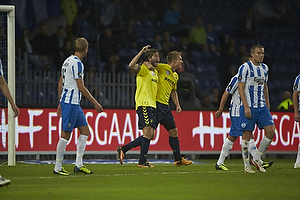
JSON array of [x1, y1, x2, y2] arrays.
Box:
[[116, 45, 159, 167], [154, 51, 193, 166]]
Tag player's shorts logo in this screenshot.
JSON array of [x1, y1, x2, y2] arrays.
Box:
[[68, 123, 71, 127], [241, 123, 246, 128]]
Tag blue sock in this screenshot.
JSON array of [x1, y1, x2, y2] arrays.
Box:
[[122, 136, 143, 153], [139, 137, 150, 164], [169, 136, 181, 161]]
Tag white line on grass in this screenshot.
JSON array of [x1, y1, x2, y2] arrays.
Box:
[[12, 170, 241, 180]]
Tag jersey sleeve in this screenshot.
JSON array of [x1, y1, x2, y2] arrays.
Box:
[[226, 76, 238, 94], [238, 64, 248, 82], [74, 61, 84, 79], [294, 75, 300, 92], [137, 64, 148, 76]]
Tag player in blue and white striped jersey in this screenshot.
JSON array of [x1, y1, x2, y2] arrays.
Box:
[[238, 44, 275, 173], [292, 74, 300, 168], [215, 54, 273, 173], [54, 38, 103, 176]]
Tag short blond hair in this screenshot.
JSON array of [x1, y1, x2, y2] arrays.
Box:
[[250, 44, 264, 53], [167, 51, 181, 64], [74, 37, 88, 52]]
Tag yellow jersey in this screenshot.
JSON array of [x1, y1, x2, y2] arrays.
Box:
[[156, 63, 178, 105], [135, 64, 158, 110]]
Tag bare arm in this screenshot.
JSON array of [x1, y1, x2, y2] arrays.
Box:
[[129, 45, 151, 72], [0, 76, 20, 117], [76, 79, 103, 113], [238, 81, 251, 118], [214, 91, 230, 119], [57, 75, 63, 117], [264, 82, 270, 110], [170, 90, 182, 114], [293, 90, 300, 122]]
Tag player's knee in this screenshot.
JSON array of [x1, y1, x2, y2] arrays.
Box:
[[168, 128, 178, 137], [143, 126, 155, 140], [61, 131, 71, 140], [265, 125, 275, 139]]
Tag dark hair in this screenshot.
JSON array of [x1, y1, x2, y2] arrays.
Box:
[[241, 53, 251, 63], [145, 49, 159, 61]]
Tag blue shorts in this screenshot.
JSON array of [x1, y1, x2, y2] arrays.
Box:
[[60, 103, 88, 132], [239, 105, 274, 132], [136, 106, 157, 130], [229, 116, 243, 137], [156, 102, 176, 131]]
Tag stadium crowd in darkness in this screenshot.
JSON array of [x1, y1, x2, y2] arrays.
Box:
[[4, 0, 300, 110]]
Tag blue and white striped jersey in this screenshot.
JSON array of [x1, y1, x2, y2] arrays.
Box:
[[0, 59, 4, 76], [238, 61, 268, 108], [293, 74, 300, 111], [60, 55, 84, 105], [226, 74, 241, 117]]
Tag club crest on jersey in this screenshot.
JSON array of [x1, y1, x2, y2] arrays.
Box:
[[166, 70, 170, 75], [151, 71, 155, 76]]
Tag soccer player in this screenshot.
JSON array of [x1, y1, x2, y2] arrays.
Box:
[[116, 45, 159, 167], [292, 74, 300, 168], [154, 51, 192, 166], [215, 54, 273, 173], [54, 37, 103, 175], [0, 59, 20, 186], [238, 44, 275, 173]]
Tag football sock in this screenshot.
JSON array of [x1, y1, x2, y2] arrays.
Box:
[[249, 139, 263, 165], [254, 136, 272, 161], [217, 138, 233, 165], [76, 134, 88, 168], [139, 137, 150, 164], [169, 136, 181, 161], [241, 139, 250, 167], [54, 138, 68, 171], [122, 136, 143, 153]]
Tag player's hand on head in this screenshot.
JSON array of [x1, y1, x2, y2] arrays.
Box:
[[142, 45, 151, 53]]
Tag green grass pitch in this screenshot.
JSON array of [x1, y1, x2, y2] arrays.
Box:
[[0, 159, 299, 200]]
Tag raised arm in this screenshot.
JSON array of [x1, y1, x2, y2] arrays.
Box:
[[129, 45, 151, 72]]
